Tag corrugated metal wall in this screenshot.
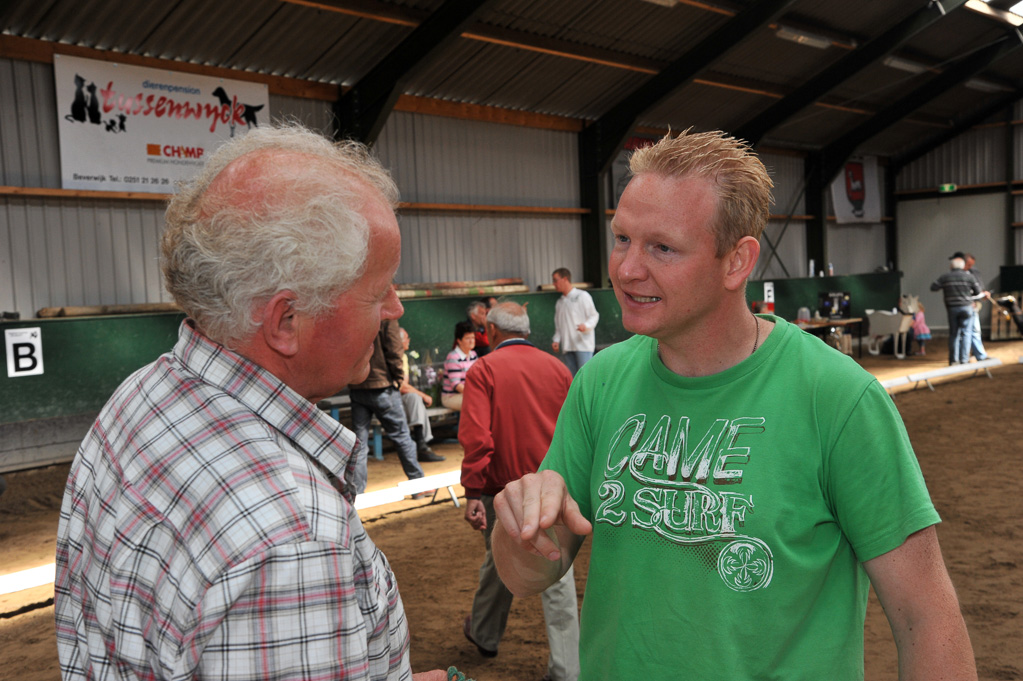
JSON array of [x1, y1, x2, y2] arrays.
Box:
[[16, 47, 1002, 318], [2, 199, 170, 314], [375, 112, 582, 289], [0, 59, 60, 188], [896, 124, 1008, 192], [0, 57, 587, 315], [757, 152, 808, 280], [895, 99, 1022, 267]]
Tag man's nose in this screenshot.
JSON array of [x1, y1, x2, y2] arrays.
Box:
[[383, 289, 404, 320]]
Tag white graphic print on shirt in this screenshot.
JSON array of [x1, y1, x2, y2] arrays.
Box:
[[593, 413, 773, 592]]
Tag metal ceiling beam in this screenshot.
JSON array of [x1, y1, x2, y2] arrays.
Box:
[[577, 0, 798, 287], [334, 0, 498, 145], [581, 0, 799, 179], [735, 0, 969, 145], [820, 33, 1023, 184], [891, 89, 1022, 173]]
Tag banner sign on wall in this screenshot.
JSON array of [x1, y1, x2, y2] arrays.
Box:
[[829, 156, 881, 224], [54, 54, 269, 194]]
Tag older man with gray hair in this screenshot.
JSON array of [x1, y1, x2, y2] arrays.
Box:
[[54, 124, 444, 681], [931, 253, 984, 365], [459, 302, 579, 681]]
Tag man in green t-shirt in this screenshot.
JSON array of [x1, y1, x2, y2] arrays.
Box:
[[491, 130, 977, 680]]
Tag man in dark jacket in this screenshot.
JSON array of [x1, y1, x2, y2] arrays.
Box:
[[349, 318, 425, 494]]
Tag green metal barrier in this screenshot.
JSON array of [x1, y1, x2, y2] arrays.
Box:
[[0, 272, 901, 427]]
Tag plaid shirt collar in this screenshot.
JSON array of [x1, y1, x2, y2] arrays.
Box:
[[175, 320, 360, 502]]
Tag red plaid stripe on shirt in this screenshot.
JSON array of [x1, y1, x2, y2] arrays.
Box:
[[55, 321, 412, 681]]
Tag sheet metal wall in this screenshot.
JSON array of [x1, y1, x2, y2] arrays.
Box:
[[375, 112, 583, 289], [0, 55, 587, 315], [0, 67, 340, 317], [896, 124, 1009, 192], [756, 152, 807, 280], [895, 99, 1021, 266]]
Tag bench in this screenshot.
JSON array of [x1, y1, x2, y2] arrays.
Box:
[[905, 357, 1002, 392], [317, 391, 456, 460], [879, 376, 910, 393]]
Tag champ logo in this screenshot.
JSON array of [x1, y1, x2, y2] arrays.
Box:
[[147, 144, 204, 159]]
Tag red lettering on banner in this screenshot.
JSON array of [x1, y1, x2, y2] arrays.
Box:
[[161, 145, 205, 158], [100, 82, 117, 113], [89, 81, 258, 134]]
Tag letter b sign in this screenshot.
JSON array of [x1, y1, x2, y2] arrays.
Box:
[[5, 327, 44, 377]]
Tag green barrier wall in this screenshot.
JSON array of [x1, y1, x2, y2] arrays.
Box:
[[0, 272, 901, 426], [746, 271, 903, 320], [1, 313, 183, 425], [398, 289, 625, 365]]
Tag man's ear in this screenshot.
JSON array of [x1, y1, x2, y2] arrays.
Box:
[[258, 291, 303, 357], [724, 236, 760, 291]]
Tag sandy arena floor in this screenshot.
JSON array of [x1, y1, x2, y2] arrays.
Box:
[[2, 337, 1021, 680]]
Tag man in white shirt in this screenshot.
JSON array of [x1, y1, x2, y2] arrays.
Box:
[[551, 267, 600, 375]]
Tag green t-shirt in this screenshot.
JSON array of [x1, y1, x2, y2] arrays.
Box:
[[540, 316, 939, 680]]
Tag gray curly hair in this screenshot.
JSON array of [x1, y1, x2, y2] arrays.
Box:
[[487, 302, 530, 336], [161, 123, 399, 347]]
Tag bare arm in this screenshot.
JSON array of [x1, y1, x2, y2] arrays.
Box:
[[491, 470, 592, 597], [862, 526, 977, 681]]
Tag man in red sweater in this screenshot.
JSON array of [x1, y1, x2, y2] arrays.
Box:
[[459, 302, 580, 681]]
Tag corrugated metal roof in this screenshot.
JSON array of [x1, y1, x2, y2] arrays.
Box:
[[3, 0, 1022, 158]]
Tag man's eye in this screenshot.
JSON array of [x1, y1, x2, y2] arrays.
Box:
[[656, 244, 672, 253], [615, 234, 629, 243]]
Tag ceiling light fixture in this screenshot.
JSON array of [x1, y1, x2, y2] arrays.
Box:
[[883, 55, 930, 74], [965, 0, 1023, 26], [775, 26, 832, 50], [965, 77, 1013, 91]]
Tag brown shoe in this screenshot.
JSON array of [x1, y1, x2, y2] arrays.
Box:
[[463, 615, 497, 657]]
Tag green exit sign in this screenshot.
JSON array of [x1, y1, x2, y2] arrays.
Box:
[[938, 183, 957, 193]]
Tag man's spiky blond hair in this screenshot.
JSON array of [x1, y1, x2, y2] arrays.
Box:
[[629, 129, 774, 256]]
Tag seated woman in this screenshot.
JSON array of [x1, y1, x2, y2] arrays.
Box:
[[442, 320, 478, 411]]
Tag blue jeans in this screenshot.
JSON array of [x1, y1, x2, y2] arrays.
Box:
[[561, 351, 593, 376], [968, 306, 988, 360], [350, 387, 424, 494], [946, 305, 973, 365]]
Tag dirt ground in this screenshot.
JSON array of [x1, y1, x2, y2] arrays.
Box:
[[2, 339, 1021, 681]]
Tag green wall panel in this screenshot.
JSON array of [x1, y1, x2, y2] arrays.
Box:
[[1, 313, 183, 425], [397, 289, 626, 365], [0, 273, 901, 426], [747, 271, 903, 320]]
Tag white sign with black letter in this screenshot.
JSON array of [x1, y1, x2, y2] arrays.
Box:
[[5, 327, 44, 377]]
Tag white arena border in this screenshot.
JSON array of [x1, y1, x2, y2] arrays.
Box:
[[0, 471, 464, 598], [354, 469, 463, 510], [880, 357, 1003, 394]]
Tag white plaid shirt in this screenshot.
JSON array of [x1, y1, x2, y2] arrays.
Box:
[[55, 321, 412, 681]]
